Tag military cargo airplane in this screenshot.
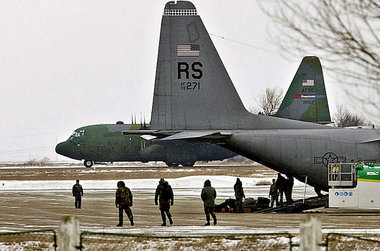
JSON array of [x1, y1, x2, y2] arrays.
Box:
[[55, 55, 331, 168], [55, 122, 236, 167], [128, 1, 379, 192]]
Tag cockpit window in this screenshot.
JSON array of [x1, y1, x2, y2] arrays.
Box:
[[68, 130, 85, 140]]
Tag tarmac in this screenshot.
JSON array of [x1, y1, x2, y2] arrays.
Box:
[[1, 163, 380, 233]]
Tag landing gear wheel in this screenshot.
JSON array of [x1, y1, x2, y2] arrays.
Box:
[[165, 162, 179, 167], [84, 160, 94, 168]]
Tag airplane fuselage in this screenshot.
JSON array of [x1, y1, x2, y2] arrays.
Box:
[[56, 123, 236, 166], [224, 128, 380, 190]]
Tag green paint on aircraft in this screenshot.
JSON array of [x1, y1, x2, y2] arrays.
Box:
[[274, 56, 331, 124], [56, 122, 236, 167]]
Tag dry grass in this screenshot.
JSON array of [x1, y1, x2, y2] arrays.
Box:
[[78, 234, 380, 250], [0, 163, 275, 181], [80, 235, 291, 250], [0, 233, 55, 251]]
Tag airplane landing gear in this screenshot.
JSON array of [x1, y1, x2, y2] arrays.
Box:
[[165, 161, 195, 167], [84, 160, 94, 168], [182, 161, 195, 167], [165, 162, 179, 167]]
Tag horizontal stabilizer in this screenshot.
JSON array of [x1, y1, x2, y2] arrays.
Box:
[[159, 131, 232, 141]]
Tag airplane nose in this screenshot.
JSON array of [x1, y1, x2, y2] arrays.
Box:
[[55, 142, 67, 156], [56, 141, 81, 160]]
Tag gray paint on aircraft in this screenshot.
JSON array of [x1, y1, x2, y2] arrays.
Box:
[[152, 1, 327, 131], [149, 1, 380, 191]]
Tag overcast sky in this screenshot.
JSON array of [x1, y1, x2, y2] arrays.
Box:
[[0, 0, 347, 161]]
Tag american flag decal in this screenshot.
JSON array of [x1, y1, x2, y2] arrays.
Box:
[[302, 79, 315, 86], [177, 44, 200, 57]]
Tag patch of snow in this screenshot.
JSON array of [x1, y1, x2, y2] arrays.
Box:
[[0, 175, 310, 190]]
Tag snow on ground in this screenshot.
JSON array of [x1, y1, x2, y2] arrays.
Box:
[[0, 175, 311, 196], [0, 175, 318, 201], [81, 225, 380, 236], [0, 161, 256, 169]]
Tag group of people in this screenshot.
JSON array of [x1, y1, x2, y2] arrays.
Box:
[[71, 175, 292, 226], [72, 178, 219, 227], [269, 173, 294, 207]]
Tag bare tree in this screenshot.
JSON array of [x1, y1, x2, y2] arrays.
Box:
[[256, 87, 283, 115], [260, 0, 380, 124], [334, 105, 367, 127]]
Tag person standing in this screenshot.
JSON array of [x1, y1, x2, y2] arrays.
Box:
[[332, 164, 340, 181], [72, 180, 83, 209], [276, 173, 286, 206], [285, 175, 294, 204], [115, 181, 134, 227], [155, 178, 174, 226], [233, 178, 245, 213], [201, 179, 217, 226], [269, 179, 278, 207]]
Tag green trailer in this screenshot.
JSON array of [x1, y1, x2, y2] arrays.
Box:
[[328, 163, 380, 209]]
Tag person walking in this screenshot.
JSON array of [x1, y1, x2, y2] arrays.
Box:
[[115, 181, 134, 227], [233, 178, 245, 213], [72, 180, 83, 209], [155, 178, 174, 226], [201, 179, 217, 226]]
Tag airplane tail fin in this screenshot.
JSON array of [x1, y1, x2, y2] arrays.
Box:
[[151, 1, 251, 130], [150, 1, 325, 131], [275, 57, 331, 124]]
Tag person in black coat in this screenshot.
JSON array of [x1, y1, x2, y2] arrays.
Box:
[[276, 174, 286, 206], [72, 180, 83, 209]]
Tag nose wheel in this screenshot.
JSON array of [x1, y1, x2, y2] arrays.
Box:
[[84, 160, 94, 168]]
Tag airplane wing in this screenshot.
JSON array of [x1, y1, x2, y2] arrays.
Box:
[[123, 129, 231, 143], [123, 130, 177, 137], [158, 131, 232, 141]]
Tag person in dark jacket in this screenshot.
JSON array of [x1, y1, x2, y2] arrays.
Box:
[[72, 180, 83, 209], [201, 179, 217, 226], [285, 175, 294, 204], [115, 181, 134, 227], [234, 178, 245, 213], [276, 173, 286, 206], [269, 179, 279, 207], [155, 178, 174, 226]]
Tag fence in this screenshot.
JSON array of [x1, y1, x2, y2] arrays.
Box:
[[0, 230, 379, 250]]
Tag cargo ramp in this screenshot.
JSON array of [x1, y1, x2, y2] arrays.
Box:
[[257, 195, 328, 213]]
